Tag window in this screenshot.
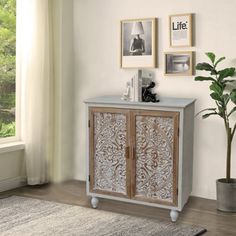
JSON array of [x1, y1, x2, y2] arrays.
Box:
[[0, 0, 16, 139]]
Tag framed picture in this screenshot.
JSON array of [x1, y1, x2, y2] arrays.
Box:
[[120, 18, 157, 68], [164, 51, 193, 76], [169, 13, 193, 47]]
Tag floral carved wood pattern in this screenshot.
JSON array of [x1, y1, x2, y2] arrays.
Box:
[[93, 112, 127, 195], [135, 115, 175, 203]]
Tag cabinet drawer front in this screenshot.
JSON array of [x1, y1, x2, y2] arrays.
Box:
[[131, 111, 179, 206], [89, 108, 130, 197]]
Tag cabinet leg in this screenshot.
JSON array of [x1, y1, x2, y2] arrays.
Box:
[[170, 210, 179, 222], [91, 197, 99, 209]]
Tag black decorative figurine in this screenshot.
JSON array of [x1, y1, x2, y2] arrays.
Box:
[[142, 81, 159, 103]]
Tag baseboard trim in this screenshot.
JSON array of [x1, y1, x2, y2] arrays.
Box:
[[0, 176, 27, 192]]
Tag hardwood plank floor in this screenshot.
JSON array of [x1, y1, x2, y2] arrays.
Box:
[[1, 180, 236, 236]]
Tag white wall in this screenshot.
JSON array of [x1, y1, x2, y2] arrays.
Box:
[[73, 0, 236, 199], [0, 150, 26, 192]]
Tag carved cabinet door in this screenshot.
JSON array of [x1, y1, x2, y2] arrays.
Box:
[[89, 107, 131, 198], [130, 110, 179, 206]]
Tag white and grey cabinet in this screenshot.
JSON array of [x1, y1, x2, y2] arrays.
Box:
[[84, 96, 195, 222]]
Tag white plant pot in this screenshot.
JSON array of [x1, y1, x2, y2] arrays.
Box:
[[216, 178, 236, 212]]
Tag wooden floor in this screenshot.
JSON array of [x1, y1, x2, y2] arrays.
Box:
[[1, 180, 236, 236]]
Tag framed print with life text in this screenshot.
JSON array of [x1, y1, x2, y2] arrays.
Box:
[[169, 13, 193, 47], [164, 51, 193, 76], [120, 18, 157, 68]]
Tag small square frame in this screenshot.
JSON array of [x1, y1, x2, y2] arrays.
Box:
[[164, 51, 193, 76], [169, 13, 193, 47]]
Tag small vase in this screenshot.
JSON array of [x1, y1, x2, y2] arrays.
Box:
[[216, 178, 236, 212]]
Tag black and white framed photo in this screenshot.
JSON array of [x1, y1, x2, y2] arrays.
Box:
[[169, 13, 193, 47], [164, 51, 193, 76], [120, 18, 157, 68]]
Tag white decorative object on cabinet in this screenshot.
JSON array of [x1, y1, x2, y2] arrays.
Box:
[[84, 96, 195, 222]]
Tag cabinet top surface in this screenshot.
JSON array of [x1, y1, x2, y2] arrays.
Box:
[[84, 95, 195, 108]]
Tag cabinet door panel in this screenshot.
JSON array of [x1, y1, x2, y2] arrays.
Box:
[[89, 108, 130, 198], [131, 111, 179, 206]]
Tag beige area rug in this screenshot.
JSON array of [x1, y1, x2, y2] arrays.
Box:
[[0, 196, 206, 236]]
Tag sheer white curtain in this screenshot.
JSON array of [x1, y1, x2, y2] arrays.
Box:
[[17, 0, 56, 185]]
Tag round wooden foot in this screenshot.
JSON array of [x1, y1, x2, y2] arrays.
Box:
[[91, 197, 99, 209], [170, 210, 179, 222]]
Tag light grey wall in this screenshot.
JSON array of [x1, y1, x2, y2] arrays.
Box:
[[0, 150, 25, 192], [73, 0, 236, 200]]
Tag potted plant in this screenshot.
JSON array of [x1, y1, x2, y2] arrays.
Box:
[[195, 52, 236, 212]]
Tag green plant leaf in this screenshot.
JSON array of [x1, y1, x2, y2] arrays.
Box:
[[195, 62, 214, 72], [202, 112, 218, 119], [195, 76, 216, 82], [223, 94, 230, 105], [214, 56, 225, 68], [206, 52, 215, 64], [222, 79, 235, 84], [209, 82, 223, 95], [210, 69, 218, 75], [210, 92, 223, 102], [228, 107, 236, 117], [195, 108, 217, 117], [230, 89, 236, 105], [218, 68, 235, 81]]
